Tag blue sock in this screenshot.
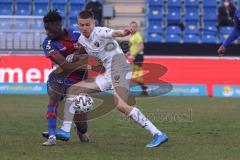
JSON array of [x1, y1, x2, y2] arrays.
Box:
[[46, 104, 57, 136]]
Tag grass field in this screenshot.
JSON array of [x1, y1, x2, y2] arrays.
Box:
[[0, 95, 240, 160]]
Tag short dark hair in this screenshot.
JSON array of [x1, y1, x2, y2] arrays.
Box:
[[130, 21, 138, 26], [78, 10, 94, 19], [43, 10, 62, 24]]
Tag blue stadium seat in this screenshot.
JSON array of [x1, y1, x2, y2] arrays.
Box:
[[220, 34, 230, 43], [52, 0, 68, 15], [185, 0, 199, 7], [167, 8, 181, 21], [203, 8, 217, 28], [33, 0, 49, 16], [167, 0, 182, 8], [202, 25, 218, 35], [86, 0, 104, 3], [201, 34, 218, 43], [183, 34, 199, 43], [166, 25, 182, 34], [185, 8, 199, 22], [69, 12, 78, 25], [203, 9, 217, 21], [202, 0, 216, 8], [147, 32, 162, 42], [16, 0, 31, 15], [149, 0, 163, 7], [69, 0, 85, 15], [148, 7, 163, 20], [148, 20, 162, 33], [203, 21, 217, 28], [165, 34, 181, 43], [220, 26, 234, 34], [0, 0, 13, 15], [185, 22, 199, 34]]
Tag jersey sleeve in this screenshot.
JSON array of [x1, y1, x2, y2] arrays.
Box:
[[222, 27, 240, 47], [99, 27, 114, 38], [42, 39, 58, 58], [67, 27, 81, 42]]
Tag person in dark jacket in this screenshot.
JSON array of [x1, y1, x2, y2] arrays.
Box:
[[218, 0, 236, 27]]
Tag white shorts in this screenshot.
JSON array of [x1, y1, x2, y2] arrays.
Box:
[[95, 54, 132, 92], [95, 74, 112, 91]]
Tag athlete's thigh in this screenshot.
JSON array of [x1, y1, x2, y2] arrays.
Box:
[[113, 86, 129, 103], [111, 60, 131, 92], [48, 83, 63, 104]]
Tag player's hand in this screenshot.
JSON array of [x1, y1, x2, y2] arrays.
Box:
[[73, 43, 84, 50], [66, 54, 75, 63], [92, 65, 105, 73], [218, 45, 226, 56], [123, 26, 136, 36]]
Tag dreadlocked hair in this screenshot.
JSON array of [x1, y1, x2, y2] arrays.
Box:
[[43, 9, 62, 24]]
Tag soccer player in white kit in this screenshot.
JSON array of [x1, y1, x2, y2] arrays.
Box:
[[65, 10, 168, 148]]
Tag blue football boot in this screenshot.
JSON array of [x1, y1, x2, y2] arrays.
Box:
[[146, 133, 168, 148]]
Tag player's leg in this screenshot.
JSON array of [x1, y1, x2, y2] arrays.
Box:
[[42, 79, 92, 142], [111, 54, 168, 148], [133, 55, 148, 95], [42, 80, 62, 146], [73, 112, 90, 142], [113, 86, 168, 148], [67, 78, 101, 96], [59, 78, 101, 137]]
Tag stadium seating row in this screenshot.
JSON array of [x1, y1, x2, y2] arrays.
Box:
[[0, 0, 104, 30], [147, 26, 238, 44], [146, 0, 239, 43], [0, 0, 103, 16]]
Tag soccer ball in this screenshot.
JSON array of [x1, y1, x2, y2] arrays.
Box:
[[71, 94, 94, 113]]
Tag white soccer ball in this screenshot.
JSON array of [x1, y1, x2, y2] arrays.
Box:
[[72, 94, 94, 113]]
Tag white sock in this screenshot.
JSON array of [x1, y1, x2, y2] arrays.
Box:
[[61, 121, 72, 132], [129, 107, 162, 136], [60, 97, 75, 132]]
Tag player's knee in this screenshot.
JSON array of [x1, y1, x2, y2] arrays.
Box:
[[48, 91, 61, 104], [67, 86, 79, 96]]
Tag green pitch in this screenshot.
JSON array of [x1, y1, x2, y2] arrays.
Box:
[[0, 95, 240, 160]]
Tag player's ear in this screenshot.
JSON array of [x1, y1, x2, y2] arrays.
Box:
[[93, 19, 96, 26]]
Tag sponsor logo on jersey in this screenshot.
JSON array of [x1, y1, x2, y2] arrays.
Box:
[[104, 42, 116, 51], [94, 41, 100, 47], [46, 44, 51, 50]]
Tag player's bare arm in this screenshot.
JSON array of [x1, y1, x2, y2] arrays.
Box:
[[112, 26, 136, 37], [66, 53, 105, 73], [49, 51, 89, 74]]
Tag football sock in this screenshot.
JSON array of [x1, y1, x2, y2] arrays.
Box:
[[46, 104, 57, 136], [60, 98, 74, 132], [61, 121, 72, 133], [129, 107, 162, 136]]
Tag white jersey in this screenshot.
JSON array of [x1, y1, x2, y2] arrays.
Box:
[[78, 27, 124, 72]]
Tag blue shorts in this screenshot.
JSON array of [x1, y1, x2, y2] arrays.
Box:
[[133, 54, 144, 66], [47, 72, 76, 96]]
